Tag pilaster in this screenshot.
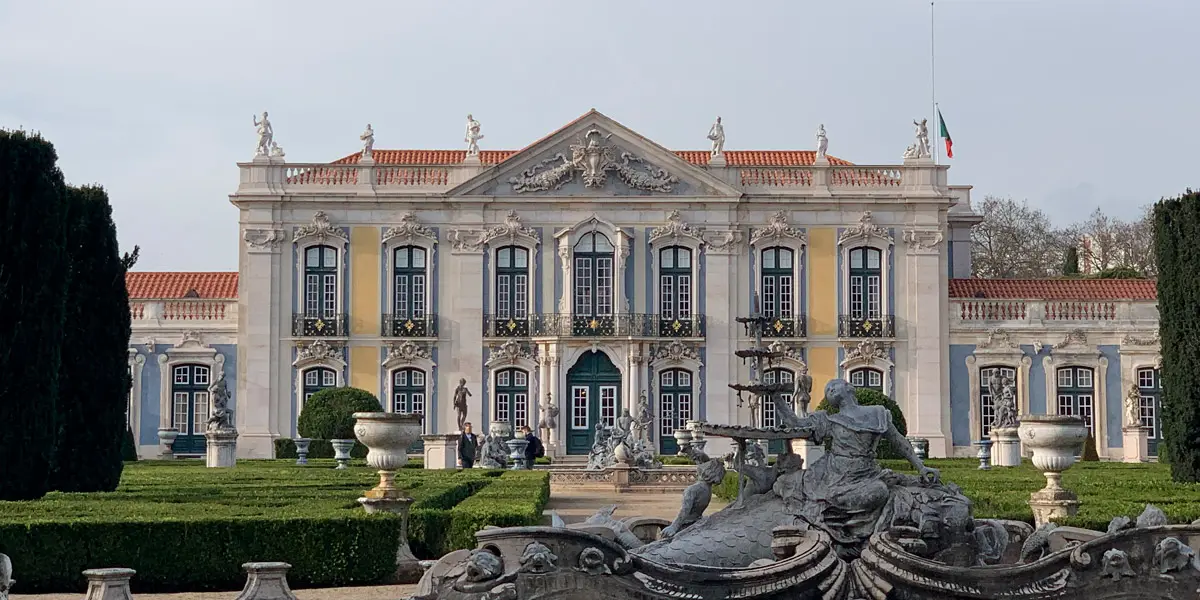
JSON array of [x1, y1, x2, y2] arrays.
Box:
[[903, 227, 948, 456], [238, 224, 286, 458], [701, 230, 740, 442], [444, 236, 486, 434]]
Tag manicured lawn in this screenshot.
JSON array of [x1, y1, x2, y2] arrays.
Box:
[[716, 459, 1200, 530], [0, 460, 549, 593]]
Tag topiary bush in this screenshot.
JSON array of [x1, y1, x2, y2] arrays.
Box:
[[815, 387, 908, 459], [121, 427, 138, 462], [297, 387, 383, 441], [1081, 432, 1100, 461]]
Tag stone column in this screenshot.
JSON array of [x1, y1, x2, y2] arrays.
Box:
[[239, 224, 287, 458], [903, 228, 949, 457], [83, 568, 135, 600], [445, 237, 485, 434], [235, 562, 297, 600], [547, 351, 562, 453], [628, 346, 641, 417]]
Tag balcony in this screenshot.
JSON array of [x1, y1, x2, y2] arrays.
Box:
[[759, 315, 807, 338], [382, 313, 438, 338], [658, 315, 706, 338], [838, 315, 895, 338], [483, 314, 530, 337], [530, 314, 653, 337], [292, 313, 349, 337]]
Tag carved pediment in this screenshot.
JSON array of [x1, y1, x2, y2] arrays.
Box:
[[750, 211, 807, 247], [294, 211, 348, 244], [383, 341, 432, 366], [293, 340, 344, 366], [445, 110, 741, 199], [838, 211, 893, 247], [651, 341, 701, 364], [383, 213, 437, 245], [485, 339, 536, 368], [841, 340, 892, 367], [975, 328, 1021, 354], [480, 210, 540, 247], [649, 210, 703, 247]]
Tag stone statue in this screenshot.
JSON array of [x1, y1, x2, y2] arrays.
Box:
[[1125, 385, 1143, 428], [0, 552, 12, 600], [661, 457, 727, 540], [614, 408, 634, 439], [912, 118, 931, 159], [360, 124, 375, 158], [479, 434, 508, 469], [743, 440, 767, 468], [635, 391, 652, 440], [586, 424, 613, 470], [707, 116, 725, 157], [453, 379, 472, 432], [993, 378, 1018, 430], [541, 393, 558, 430], [793, 366, 813, 417], [465, 114, 484, 156], [206, 373, 234, 432], [253, 111, 273, 156], [268, 141, 285, 158], [815, 124, 828, 160]]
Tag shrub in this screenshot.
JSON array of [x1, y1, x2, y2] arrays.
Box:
[[1081, 432, 1100, 461], [815, 387, 908, 459], [0, 130, 71, 500], [50, 185, 132, 493], [121, 427, 138, 462], [446, 471, 551, 551], [1155, 189, 1200, 482], [297, 387, 383, 440], [274, 438, 368, 460]]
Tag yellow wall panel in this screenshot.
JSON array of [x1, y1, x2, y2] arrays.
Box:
[[807, 346, 838, 400], [807, 228, 837, 336], [349, 346, 379, 393], [349, 226, 380, 335]]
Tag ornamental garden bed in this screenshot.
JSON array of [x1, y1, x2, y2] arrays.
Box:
[[0, 460, 549, 593], [714, 459, 1200, 530]]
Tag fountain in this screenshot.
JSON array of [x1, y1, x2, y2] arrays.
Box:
[[415, 304, 1200, 598]]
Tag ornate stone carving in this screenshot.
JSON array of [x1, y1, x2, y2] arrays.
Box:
[[750, 211, 807, 246], [179, 330, 204, 347], [707, 117, 725, 157], [576, 547, 611, 576], [702, 229, 743, 254], [815, 124, 828, 160], [508, 129, 679, 193], [464, 115, 483, 157], [382, 213, 437, 244], [1154, 537, 1195, 574], [838, 211, 893, 247], [294, 211, 347, 243], [294, 340, 343, 364], [385, 341, 432, 365], [903, 118, 931, 160], [649, 210, 703, 246], [841, 340, 889, 367], [902, 228, 944, 253], [144, 338, 157, 354], [485, 340, 535, 367], [244, 228, 285, 250], [1122, 332, 1160, 346], [360, 124, 374, 159], [253, 111, 273, 157], [1054, 329, 1089, 350], [1101, 548, 1136, 580], [480, 210, 539, 246], [446, 229, 485, 252], [519, 542, 559, 574], [977, 328, 1018, 350], [269, 141, 285, 158], [765, 340, 804, 363], [652, 340, 700, 364], [1125, 385, 1142, 428]]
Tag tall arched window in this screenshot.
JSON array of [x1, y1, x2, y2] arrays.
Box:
[[389, 246, 428, 336], [762, 368, 794, 454], [495, 368, 530, 429], [1137, 367, 1162, 454], [302, 367, 338, 404], [392, 368, 426, 415], [1056, 367, 1095, 435], [761, 247, 794, 318], [978, 366, 1015, 437], [658, 369, 694, 454], [495, 246, 530, 335], [848, 247, 882, 320], [659, 246, 693, 336], [171, 364, 210, 455], [304, 245, 338, 318], [573, 232, 615, 333]]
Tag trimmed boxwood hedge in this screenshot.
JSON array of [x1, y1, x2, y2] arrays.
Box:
[[273, 438, 369, 460], [0, 460, 549, 592]]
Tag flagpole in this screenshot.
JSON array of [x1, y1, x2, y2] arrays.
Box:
[[931, 1, 938, 165]]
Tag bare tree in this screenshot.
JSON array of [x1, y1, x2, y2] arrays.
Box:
[[971, 196, 1067, 278], [1064, 206, 1156, 277]]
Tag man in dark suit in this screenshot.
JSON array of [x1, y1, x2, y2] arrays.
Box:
[[458, 422, 479, 469], [520, 425, 544, 470]]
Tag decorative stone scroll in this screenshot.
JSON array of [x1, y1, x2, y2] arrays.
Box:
[[652, 340, 700, 364], [838, 211, 893, 247], [485, 339, 535, 368], [902, 228, 944, 253], [508, 129, 679, 193], [446, 229, 486, 252], [1054, 329, 1089, 350], [1122, 332, 1160, 346], [977, 328, 1019, 350], [702, 229, 743, 254], [244, 228, 285, 251], [649, 210, 704, 246], [382, 213, 437, 245], [750, 211, 807, 246], [480, 210, 540, 247], [841, 340, 890, 367], [293, 340, 344, 365], [385, 341, 432, 365], [293, 211, 347, 244]]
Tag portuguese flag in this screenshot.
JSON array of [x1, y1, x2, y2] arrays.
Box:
[[938, 108, 953, 158]]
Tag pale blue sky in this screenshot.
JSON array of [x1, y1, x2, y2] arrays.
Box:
[[2, 0, 1195, 271]]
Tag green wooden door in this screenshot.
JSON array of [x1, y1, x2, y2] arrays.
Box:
[[565, 351, 621, 455], [171, 364, 210, 455]]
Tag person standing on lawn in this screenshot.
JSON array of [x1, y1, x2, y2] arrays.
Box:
[[520, 425, 544, 469], [458, 422, 479, 469]]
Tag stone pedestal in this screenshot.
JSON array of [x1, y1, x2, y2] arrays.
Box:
[[234, 562, 297, 600], [974, 440, 992, 470], [506, 438, 530, 470], [990, 428, 1021, 467], [422, 433, 460, 469], [1122, 426, 1149, 463], [358, 494, 423, 582], [83, 568, 135, 600], [1029, 480, 1080, 527], [205, 429, 238, 468], [791, 439, 825, 467]]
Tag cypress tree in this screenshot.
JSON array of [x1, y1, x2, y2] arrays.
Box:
[[1063, 246, 1081, 276], [49, 185, 132, 491], [0, 130, 71, 500], [1154, 189, 1200, 482]]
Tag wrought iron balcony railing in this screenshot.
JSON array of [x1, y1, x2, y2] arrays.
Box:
[[292, 313, 350, 337], [530, 313, 654, 337], [382, 313, 438, 338], [838, 315, 895, 338], [657, 315, 706, 338], [759, 315, 807, 338], [483, 314, 531, 337]]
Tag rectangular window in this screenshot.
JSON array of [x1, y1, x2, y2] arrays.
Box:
[[393, 393, 406, 413], [173, 392, 189, 434], [496, 393, 510, 422], [1076, 368, 1093, 389], [1057, 394, 1073, 416], [1078, 395, 1094, 432], [661, 371, 674, 387], [1057, 369, 1073, 388], [660, 275, 674, 318], [306, 274, 319, 315], [851, 370, 864, 387], [866, 276, 881, 318], [305, 370, 319, 386], [762, 394, 776, 427], [174, 366, 189, 385], [194, 367, 209, 386], [660, 394, 675, 436], [678, 275, 691, 317], [412, 370, 425, 387], [600, 386, 617, 427], [322, 370, 337, 387], [1140, 395, 1157, 439], [514, 371, 528, 386], [575, 258, 592, 315], [412, 274, 426, 318], [571, 386, 589, 429], [763, 277, 777, 316], [497, 371, 511, 387], [395, 276, 409, 316], [779, 275, 793, 318], [1138, 370, 1156, 389], [514, 393, 528, 427], [192, 392, 209, 437], [322, 273, 337, 317], [411, 393, 425, 415], [678, 393, 692, 424], [515, 274, 528, 318], [596, 258, 613, 315], [869, 371, 882, 388], [678, 371, 692, 388], [850, 276, 864, 319]]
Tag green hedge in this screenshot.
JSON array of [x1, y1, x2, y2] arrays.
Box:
[[0, 461, 547, 592], [713, 459, 1200, 531], [273, 438, 369, 460]]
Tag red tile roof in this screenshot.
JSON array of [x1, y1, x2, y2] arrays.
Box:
[[949, 279, 1157, 301], [333, 149, 850, 167], [126, 272, 239, 299]]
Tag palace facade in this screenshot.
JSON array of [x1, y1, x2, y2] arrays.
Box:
[[124, 110, 1162, 461]]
